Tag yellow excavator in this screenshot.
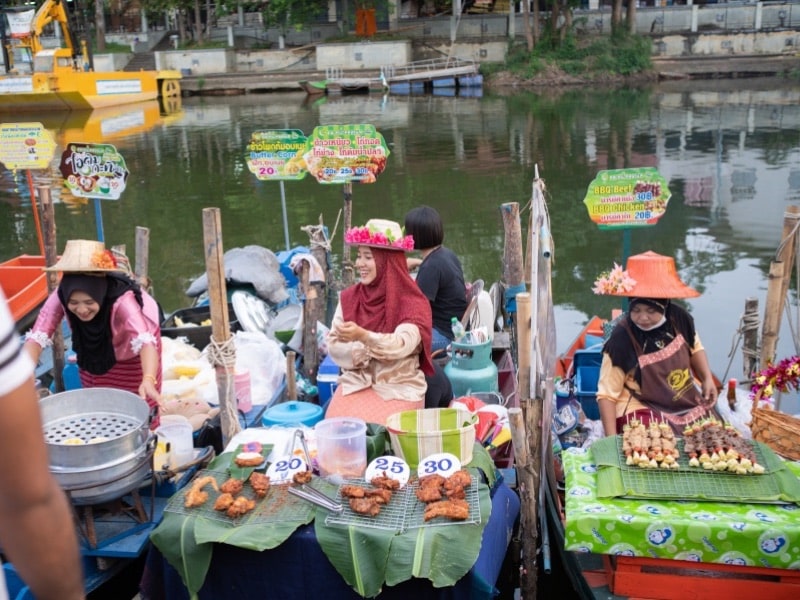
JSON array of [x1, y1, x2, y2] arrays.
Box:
[[0, 0, 181, 112]]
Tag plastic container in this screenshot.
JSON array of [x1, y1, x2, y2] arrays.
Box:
[[317, 354, 340, 410], [261, 400, 324, 428], [161, 304, 239, 350], [386, 408, 476, 469], [235, 369, 252, 413], [576, 365, 600, 420], [156, 415, 194, 470], [444, 339, 498, 397], [314, 417, 367, 480]]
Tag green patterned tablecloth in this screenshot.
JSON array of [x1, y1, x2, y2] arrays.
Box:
[[564, 446, 800, 568]]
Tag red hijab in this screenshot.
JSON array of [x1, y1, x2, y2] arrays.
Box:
[[341, 246, 434, 376]]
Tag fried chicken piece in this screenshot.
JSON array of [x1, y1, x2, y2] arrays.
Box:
[[423, 499, 470, 522], [415, 484, 443, 503], [226, 496, 256, 518], [340, 485, 366, 498], [370, 473, 400, 490], [293, 470, 313, 485], [213, 492, 235, 511], [365, 488, 392, 504], [220, 478, 244, 495], [183, 475, 220, 508], [418, 474, 446, 489], [249, 472, 271, 498], [445, 470, 472, 489], [444, 486, 466, 500], [349, 497, 381, 517]]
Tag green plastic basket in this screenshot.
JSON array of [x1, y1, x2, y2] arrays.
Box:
[[386, 408, 476, 469]]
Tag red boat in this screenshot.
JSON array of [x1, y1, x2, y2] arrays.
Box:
[[0, 255, 48, 327]]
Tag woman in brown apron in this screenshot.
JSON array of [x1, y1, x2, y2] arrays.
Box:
[[594, 251, 719, 436]]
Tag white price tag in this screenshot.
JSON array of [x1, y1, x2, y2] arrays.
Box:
[[266, 454, 309, 485], [416, 452, 461, 478], [364, 456, 410, 488]]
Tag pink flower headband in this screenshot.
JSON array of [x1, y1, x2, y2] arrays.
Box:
[[592, 262, 636, 295], [345, 223, 415, 251]]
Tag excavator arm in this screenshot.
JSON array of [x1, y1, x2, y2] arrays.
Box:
[[29, 0, 80, 59]]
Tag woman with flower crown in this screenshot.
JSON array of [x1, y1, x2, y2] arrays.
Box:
[[324, 219, 434, 425], [594, 251, 719, 436], [23, 240, 162, 426]]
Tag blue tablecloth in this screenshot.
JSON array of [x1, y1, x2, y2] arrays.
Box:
[[140, 481, 519, 599]]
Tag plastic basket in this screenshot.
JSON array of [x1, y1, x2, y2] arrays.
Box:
[[386, 408, 476, 469], [750, 406, 800, 461]]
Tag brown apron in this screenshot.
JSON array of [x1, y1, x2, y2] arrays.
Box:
[[621, 321, 718, 434]]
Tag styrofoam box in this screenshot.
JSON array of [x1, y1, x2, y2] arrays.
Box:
[[317, 354, 340, 410], [573, 350, 602, 421]]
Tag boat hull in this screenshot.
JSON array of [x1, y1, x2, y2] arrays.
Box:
[[0, 255, 48, 324]]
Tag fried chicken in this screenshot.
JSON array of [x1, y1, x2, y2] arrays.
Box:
[[423, 499, 470, 522], [226, 496, 256, 518], [349, 497, 381, 517], [249, 472, 271, 498], [365, 488, 393, 504], [418, 474, 446, 489], [415, 484, 442, 503], [184, 475, 220, 508], [445, 470, 472, 489], [213, 492, 235, 511], [220, 478, 244, 495], [340, 485, 366, 498], [444, 486, 466, 500], [370, 473, 400, 490], [293, 470, 313, 485]]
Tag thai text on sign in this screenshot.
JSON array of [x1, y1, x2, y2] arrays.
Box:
[[302, 124, 390, 185], [0, 122, 56, 170], [583, 167, 671, 229], [246, 129, 308, 181], [59, 142, 129, 200]]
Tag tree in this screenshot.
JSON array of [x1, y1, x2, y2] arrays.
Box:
[[259, 0, 329, 43], [95, 0, 106, 52]]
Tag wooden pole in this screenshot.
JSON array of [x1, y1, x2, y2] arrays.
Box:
[[742, 297, 759, 380], [201, 208, 239, 446], [342, 183, 353, 286], [501, 202, 524, 291], [517, 293, 531, 404], [300, 262, 319, 383], [39, 186, 64, 393], [524, 205, 533, 287], [301, 218, 330, 384], [286, 350, 297, 401], [134, 226, 151, 290]]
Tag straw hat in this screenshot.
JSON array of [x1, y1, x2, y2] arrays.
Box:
[[344, 219, 414, 252], [44, 239, 125, 273], [601, 251, 699, 299]]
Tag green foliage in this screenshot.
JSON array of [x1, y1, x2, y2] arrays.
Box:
[[260, 0, 329, 34]]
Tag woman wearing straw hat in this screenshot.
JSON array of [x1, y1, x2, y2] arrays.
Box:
[[594, 251, 719, 436], [23, 240, 162, 426], [325, 219, 434, 425]]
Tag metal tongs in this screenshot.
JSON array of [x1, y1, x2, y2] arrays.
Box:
[[286, 429, 343, 512]]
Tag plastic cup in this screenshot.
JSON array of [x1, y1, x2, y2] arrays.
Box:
[[156, 415, 194, 470], [314, 417, 367, 481]]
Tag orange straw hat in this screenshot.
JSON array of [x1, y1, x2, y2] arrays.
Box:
[[597, 251, 699, 299], [44, 239, 124, 273]]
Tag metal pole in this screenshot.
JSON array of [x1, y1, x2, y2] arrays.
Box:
[[280, 180, 290, 251], [93, 198, 105, 242]]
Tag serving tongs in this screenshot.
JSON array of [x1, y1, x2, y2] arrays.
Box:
[[288, 484, 343, 512]]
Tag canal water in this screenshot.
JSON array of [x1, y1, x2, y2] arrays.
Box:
[[2, 78, 800, 410]]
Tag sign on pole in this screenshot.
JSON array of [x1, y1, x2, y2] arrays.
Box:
[[301, 124, 390, 185], [246, 129, 308, 181], [583, 167, 671, 230], [59, 142, 129, 200], [0, 122, 56, 170]]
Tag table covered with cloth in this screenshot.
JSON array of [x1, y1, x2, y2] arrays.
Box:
[[563, 445, 800, 568], [142, 445, 519, 599]]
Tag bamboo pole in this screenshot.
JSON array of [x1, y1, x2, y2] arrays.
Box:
[[202, 208, 239, 446], [134, 226, 151, 290], [342, 183, 354, 286], [742, 297, 759, 380], [39, 186, 64, 392]]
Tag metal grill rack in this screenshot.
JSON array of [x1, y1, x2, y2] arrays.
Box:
[[404, 475, 481, 530], [44, 411, 141, 443]]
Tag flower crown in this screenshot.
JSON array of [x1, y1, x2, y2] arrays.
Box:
[[592, 262, 636, 295], [345, 224, 415, 251], [91, 249, 118, 270], [750, 356, 800, 407]]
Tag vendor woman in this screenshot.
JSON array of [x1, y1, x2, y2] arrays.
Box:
[[595, 251, 719, 436], [24, 240, 162, 426]]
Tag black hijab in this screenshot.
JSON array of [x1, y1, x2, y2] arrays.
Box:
[[58, 273, 143, 375]]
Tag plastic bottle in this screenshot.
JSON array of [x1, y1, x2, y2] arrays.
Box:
[[727, 378, 737, 410], [451, 316, 466, 342]]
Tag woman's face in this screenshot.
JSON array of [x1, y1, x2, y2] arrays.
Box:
[[67, 291, 101, 321], [355, 246, 377, 285], [629, 303, 664, 330]]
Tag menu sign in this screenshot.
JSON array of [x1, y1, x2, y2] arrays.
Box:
[[59, 142, 128, 200], [0, 122, 56, 170], [583, 167, 670, 230], [301, 124, 390, 185], [246, 129, 308, 181]]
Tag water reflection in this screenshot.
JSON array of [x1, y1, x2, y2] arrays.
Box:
[[2, 80, 800, 380]]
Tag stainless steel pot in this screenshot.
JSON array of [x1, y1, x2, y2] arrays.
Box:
[[39, 388, 154, 505]]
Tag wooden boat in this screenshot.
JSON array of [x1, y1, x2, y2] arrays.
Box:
[[0, 0, 181, 112], [0, 254, 48, 326]]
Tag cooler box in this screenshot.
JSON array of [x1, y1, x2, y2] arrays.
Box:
[[317, 354, 340, 411], [573, 349, 602, 420], [161, 304, 239, 350]]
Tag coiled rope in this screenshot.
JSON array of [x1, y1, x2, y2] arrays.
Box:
[[205, 334, 240, 437]]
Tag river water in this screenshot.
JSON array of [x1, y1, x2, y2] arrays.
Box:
[[2, 79, 800, 402]]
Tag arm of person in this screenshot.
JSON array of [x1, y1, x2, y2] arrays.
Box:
[[23, 291, 65, 364], [0, 332, 84, 599], [598, 398, 618, 438], [690, 346, 718, 403], [327, 303, 369, 370], [596, 353, 627, 437], [138, 343, 161, 403]]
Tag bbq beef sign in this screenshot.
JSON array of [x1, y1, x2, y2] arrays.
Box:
[[583, 167, 671, 230]]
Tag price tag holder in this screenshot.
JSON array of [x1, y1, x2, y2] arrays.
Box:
[[416, 452, 462, 478], [266, 454, 309, 485], [364, 456, 410, 488]]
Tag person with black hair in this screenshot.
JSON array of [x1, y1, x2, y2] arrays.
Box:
[[404, 206, 467, 353]]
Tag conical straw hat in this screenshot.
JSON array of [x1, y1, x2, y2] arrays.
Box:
[[605, 251, 699, 299], [44, 239, 125, 273]]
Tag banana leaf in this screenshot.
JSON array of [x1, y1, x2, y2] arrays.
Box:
[[150, 514, 211, 600]]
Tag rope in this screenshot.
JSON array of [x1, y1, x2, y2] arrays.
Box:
[[205, 334, 239, 436], [722, 307, 761, 383], [300, 223, 332, 253]]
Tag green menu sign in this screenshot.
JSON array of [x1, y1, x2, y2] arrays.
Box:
[[302, 124, 389, 185], [583, 167, 670, 230], [246, 129, 308, 181]]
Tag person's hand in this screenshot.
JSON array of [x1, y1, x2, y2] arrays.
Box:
[[701, 377, 718, 403], [139, 376, 161, 404], [335, 321, 369, 344]]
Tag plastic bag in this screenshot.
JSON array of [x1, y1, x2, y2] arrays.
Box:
[[230, 330, 287, 405]]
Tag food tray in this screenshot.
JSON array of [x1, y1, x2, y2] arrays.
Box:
[[324, 474, 481, 533], [165, 469, 315, 525]]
